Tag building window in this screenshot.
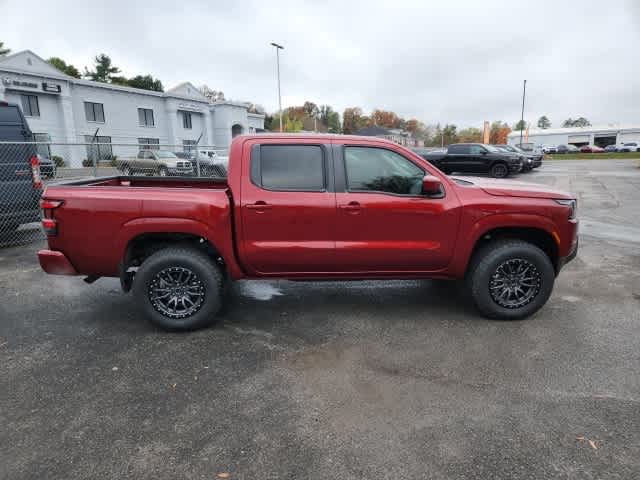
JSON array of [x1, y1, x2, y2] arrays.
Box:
[[20, 94, 40, 117], [138, 108, 155, 127], [84, 135, 113, 162], [33, 133, 51, 158], [138, 138, 160, 150], [84, 102, 105, 123], [182, 111, 192, 129], [183, 139, 197, 152]]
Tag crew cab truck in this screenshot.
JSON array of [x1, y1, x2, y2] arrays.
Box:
[[38, 134, 578, 331], [419, 143, 523, 178]]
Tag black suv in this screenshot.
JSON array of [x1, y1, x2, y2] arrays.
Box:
[[0, 101, 42, 234], [417, 143, 522, 178]]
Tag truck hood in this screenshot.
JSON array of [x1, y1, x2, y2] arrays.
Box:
[[452, 176, 574, 199]]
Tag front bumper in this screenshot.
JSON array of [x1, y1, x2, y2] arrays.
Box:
[[38, 250, 78, 275], [558, 236, 579, 272]]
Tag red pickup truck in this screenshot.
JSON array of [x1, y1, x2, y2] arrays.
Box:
[[38, 134, 578, 330]]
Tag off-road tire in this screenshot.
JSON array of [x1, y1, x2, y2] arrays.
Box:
[[466, 239, 555, 320], [132, 247, 224, 331]]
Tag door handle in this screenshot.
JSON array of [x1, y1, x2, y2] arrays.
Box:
[[339, 201, 362, 212], [246, 202, 272, 211]]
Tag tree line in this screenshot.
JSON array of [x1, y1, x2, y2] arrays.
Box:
[[0, 40, 594, 142]]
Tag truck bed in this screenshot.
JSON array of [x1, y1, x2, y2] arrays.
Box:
[[42, 176, 234, 277]]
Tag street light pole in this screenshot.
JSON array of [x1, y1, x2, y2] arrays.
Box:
[[519, 79, 527, 147], [270, 42, 284, 132]]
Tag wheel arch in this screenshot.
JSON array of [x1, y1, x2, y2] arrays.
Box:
[[467, 226, 559, 276]]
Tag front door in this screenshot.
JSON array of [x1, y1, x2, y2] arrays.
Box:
[[239, 142, 337, 275], [334, 144, 460, 272]]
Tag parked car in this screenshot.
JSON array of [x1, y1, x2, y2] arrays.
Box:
[[492, 144, 542, 171], [579, 145, 605, 153], [0, 101, 43, 233], [556, 145, 579, 154], [38, 154, 57, 178], [619, 142, 639, 152], [175, 151, 227, 177], [543, 145, 557, 154], [38, 134, 579, 330], [418, 143, 522, 177], [516, 143, 544, 155], [117, 150, 193, 176], [604, 145, 618, 153]]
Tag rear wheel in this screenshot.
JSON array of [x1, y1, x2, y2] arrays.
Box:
[[158, 166, 168, 177], [467, 239, 555, 320], [121, 165, 131, 176], [132, 247, 224, 331], [490, 162, 509, 178]]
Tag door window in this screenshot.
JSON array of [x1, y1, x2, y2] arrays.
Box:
[[253, 145, 325, 191], [469, 145, 486, 155], [344, 147, 424, 195]]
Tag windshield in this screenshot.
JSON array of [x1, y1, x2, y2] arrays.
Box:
[[155, 151, 178, 159]]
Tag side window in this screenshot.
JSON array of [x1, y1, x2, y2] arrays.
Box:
[[344, 147, 424, 195], [253, 145, 325, 191], [448, 144, 468, 154], [470, 145, 485, 155]]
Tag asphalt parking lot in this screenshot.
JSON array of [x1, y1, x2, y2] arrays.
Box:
[[1, 159, 639, 479]]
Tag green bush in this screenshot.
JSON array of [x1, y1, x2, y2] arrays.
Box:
[[51, 155, 66, 167], [110, 155, 118, 167]]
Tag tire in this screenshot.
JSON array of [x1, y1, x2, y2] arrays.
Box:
[[132, 247, 224, 331], [158, 166, 168, 177], [490, 162, 509, 178], [121, 165, 131, 176], [466, 239, 555, 320]]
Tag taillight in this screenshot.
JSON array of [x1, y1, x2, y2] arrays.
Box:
[[40, 199, 64, 235], [31, 156, 42, 189], [42, 218, 58, 235]]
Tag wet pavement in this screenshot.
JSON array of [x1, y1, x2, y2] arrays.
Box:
[[1, 159, 639, 479]]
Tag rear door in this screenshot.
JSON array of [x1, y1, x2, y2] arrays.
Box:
[[238, 140, 337, 274], [0, 103, 40, 228], [444, 144, 470, 173]]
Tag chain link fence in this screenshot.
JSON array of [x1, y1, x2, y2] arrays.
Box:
[[0, 141, 229, 247]]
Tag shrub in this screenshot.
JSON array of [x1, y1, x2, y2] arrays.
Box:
[[110, 155, 118, 167], [82, 158, 93, 167], [51, 155, 66, 167]]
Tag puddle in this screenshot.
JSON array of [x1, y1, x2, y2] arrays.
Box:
[[238, 281, 284, 301]]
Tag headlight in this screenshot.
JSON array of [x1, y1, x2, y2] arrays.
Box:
[[555, 199, 577, 219]]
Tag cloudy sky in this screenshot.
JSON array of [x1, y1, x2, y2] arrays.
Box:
[[2, 0, 638, 128]]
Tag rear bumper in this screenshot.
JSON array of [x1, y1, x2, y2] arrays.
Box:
[[38, 249, 78, 275]]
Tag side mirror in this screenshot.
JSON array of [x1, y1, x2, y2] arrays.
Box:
[[422, 175, 443, 196], [481, 150, 489, 154]]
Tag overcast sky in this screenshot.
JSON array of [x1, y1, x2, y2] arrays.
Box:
[[2, 0, 638, 128]]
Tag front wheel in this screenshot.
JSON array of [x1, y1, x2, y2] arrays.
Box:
[[490, 162, 509, 178], [132, 247, 224, 331], [467, 239, 555, 320]]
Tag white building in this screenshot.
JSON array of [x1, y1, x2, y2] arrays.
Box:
[[0, 50, 264, 166], [508, 125, 640, 149]]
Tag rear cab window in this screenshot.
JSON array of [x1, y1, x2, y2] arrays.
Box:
[[251, 145, 326, 191]]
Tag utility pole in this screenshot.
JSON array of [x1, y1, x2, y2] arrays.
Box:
[[519, 79, 527, 147], [270, 42, 284, 132]]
